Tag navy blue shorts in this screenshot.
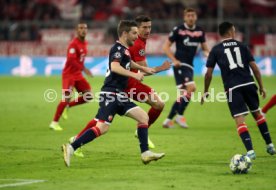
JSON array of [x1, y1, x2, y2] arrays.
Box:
[[173, 66, 194, 89], [95, 93, 138, 124], [226, 84, 260, 117]]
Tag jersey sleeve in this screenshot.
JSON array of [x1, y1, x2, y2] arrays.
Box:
[[200, 30, 206, 43], [66, 43, 83, 70], [129, 43, 145, 62], [168, 26, 178, 42], [206, 48, 216, 68], [110, 49, 123, 63]]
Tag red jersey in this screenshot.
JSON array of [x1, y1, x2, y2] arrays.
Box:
[[129, 36, 147, 73], [62, 37, 88, 80]]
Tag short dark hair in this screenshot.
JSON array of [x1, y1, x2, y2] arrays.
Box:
[[117, 20, 137, 37], [219, 22, 234, 36], [135, 15, 151, 26], [184, 8, 197, 15]]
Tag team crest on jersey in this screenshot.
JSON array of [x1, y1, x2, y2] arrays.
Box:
[[69, 48, 75, 54], [124, 49, 130, 57], [114, 52, 122, 58], [139, 49, 145, 56], [108, 115, 113, 121]]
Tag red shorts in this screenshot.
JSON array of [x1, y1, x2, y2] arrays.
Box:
[[125, 77, 154, 102], [62, 76, 91, 93]]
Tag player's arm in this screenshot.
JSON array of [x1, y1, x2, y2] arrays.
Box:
[[111, 62, 144, 81], [135, 60, 171, 76], [201, 67, 214, 105], [249, 61, 266, 99], [163, 39, 181, 67], [201, 42, 210, 57], [67, 44, 84, 70], [130, 60, 155, 75], [83, 67, 93, 77]]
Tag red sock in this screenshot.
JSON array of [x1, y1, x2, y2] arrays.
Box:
[[148, 107, 162, 127], [76, 119, 97, 139], [53, 101, 68, 122], [262, 95, 276, 113], [69, 96, 88, 107]]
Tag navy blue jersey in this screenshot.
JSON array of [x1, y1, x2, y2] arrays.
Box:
[[101, 41, 131, 92], [206, 39, 255, 90], [169, 24, 205, 66]]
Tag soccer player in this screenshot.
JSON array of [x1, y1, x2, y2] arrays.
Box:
[[262, 94, 276, 114], [126, 15, 170, 149], [162, 8, 209, 128], [62, 20, 165, 167], [49, 22, 93, 131], [201, 21, 275, 159]]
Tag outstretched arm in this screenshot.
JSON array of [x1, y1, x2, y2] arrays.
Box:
[[249, 61, 266, 99], [201, 67, 214, 105], [111, 62, 144, 81], [201, 42, 210, 57]]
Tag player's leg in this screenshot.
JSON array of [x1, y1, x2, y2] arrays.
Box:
[[50, 77, 74, 131], [68, 78, 93, 107], [227, 88, 255, 159], [124, 106, 165, 164], [63, 120, 109, 167], [133, 83, 164, 148], [262, 94, 276, 114], [175, 68, 195, 128], [163, 67, 184, 128], [244, 86, 275, 155]]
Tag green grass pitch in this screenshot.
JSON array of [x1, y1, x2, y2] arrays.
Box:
[[0, 76, 275, 190]]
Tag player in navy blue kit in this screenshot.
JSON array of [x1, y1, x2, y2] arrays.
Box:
[[201, 22, 275, 159], [62, 20, 165, 167], [162, 8, 209, 128]]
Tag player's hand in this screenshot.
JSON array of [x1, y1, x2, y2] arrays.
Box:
[[142, 67, 155, 75], [259, 88, 266, 99], [154, 60, 171, 73], [84, 67, 93, 77], [134, 72, 144, 81], [201, 92, 209, 105], [173, 59, 181, 68]]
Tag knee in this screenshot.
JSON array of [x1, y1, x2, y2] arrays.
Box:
[[97, 123, 110, 135], [152, 100, 165, 110], [138, 113, 149, 125]]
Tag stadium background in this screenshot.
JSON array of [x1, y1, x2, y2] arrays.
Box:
[[0, 1, 276, 190], [0, 0, 275, 76]]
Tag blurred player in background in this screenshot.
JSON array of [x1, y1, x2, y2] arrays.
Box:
[[62, 20, 165, 167], [202, 21, 275, 159], [126, 15, 170, 148], [162, 8, 209, 128], [49, 22, 93, 131], [262, 94, 276, 114]]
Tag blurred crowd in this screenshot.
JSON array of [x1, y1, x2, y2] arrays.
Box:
[[0, 0, 275, 41]]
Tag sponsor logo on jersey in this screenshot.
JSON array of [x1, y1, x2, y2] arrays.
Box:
[[183, 37, 199, 47], [178, 29, 203, 37]]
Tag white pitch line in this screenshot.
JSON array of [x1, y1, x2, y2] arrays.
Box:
[[0, 179, 46, 188]]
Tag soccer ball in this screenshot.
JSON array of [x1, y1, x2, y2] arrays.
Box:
[[229, 154, 252, 174]]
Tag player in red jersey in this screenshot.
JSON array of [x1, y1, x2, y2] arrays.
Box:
[[49, 22, 93, 131], [126, 15, 170, 148], [262, 94, 276, 114]]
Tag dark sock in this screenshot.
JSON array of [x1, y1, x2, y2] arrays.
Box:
[[168, 101, 179, 119], [137, 124, 149, 153], [71, 127, 100, 150], [237, 124, 253, 151], [256, 116, 272, 145], [177, 96, 190, 115]]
